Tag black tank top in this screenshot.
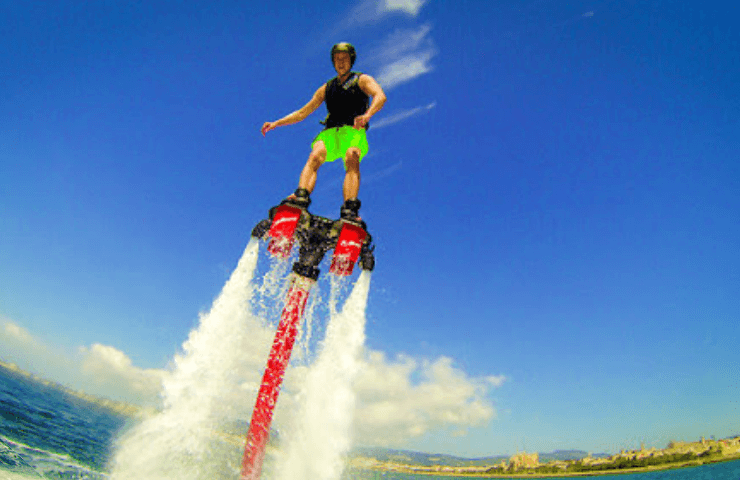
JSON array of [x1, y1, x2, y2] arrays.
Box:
[[322, 72, 370, 129]]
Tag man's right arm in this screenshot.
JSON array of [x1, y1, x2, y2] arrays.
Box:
[[262, 85, 326, 136]]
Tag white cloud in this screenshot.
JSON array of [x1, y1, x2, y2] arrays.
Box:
[[374, 24, 434, 62], [79, 343, 165, 403], [348, 0, 428, 24], [0, 318, 165, 405], [372, 102, 436, 129], [352, 350, 505, 446], [380, 0, 428, 17], [3, 320, 39, 346], [374, 25, 437, 90], [377, 53, 435, 90], [486, 374, 507, 388], [0, 319, 69, 377]]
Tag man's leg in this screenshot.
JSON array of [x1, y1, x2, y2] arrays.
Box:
[[299, 141, 327, 194], [340, 147, 362, 219], [343, 147, 361, 201], [284, 141, 326, 207]]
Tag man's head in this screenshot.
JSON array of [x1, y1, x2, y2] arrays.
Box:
[[331, 43, 356, 73]]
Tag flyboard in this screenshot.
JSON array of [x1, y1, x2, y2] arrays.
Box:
[[240, 199, 375, 480]]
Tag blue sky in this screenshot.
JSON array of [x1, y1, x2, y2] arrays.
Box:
[[1, 0, 739, 457]]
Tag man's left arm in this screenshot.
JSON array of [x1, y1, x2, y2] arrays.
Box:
[[354, 74, 387, 129]]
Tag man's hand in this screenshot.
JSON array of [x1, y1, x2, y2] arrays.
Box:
[[261, 121, 277, 136], [353, 114, 370, 130]]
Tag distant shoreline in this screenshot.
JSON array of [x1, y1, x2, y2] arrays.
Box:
[[351, 438, 740, 478], [381, 457, 739, 477]]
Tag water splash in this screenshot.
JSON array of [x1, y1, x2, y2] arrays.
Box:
[[110, 239, 270, 480], [275, 271, 371, 480], [109, 238, 371, 480]]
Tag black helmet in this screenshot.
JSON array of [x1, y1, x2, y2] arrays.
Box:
[[331, 42, 356, 67]]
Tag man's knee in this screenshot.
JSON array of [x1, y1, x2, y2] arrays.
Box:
[[345, 148, 361, 169], [308, 144, 327, 168]]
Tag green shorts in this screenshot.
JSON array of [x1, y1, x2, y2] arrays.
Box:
[[311, 126, 368, 168]]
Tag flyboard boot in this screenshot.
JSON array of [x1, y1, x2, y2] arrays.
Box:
[[340, 198, 361, 222], [282, 188, 311, 209], [251, 191, 374, 274], [330, 198, 370, 275], [250, 188, 312, 258]]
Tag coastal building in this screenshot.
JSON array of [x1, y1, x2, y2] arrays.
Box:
[[508, 451, 539, 470]]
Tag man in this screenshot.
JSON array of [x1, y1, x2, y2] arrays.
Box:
[[261, 42, 387, 220]]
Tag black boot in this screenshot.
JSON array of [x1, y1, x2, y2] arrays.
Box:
[[340, 198, 361, 221], [282, 188, 311, 208]]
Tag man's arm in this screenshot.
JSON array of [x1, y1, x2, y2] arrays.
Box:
[[354, 74, 387, 130], [262, 85, 326, 136]]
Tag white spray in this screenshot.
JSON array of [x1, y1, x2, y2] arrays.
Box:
[[275, 272, 371, 480], [110, 239, 271, 480], [110, 238, 371, 480]]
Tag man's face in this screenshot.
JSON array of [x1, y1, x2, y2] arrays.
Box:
[[333, 51, 352, 74]]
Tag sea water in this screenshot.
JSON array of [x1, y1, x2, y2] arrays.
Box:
[[0, 363, 125, 479]]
